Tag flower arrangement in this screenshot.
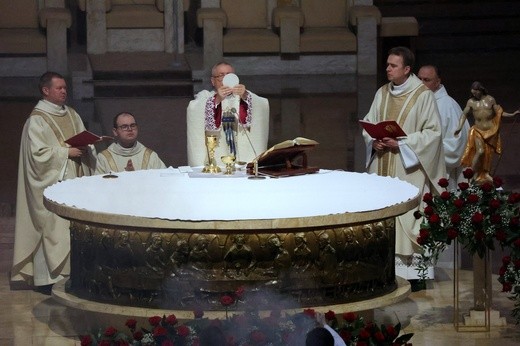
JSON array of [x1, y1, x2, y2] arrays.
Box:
[[80, 291, 413, 345], [414, 168, 520, 321]]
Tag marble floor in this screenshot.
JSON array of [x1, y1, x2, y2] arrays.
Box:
[[2, 46, 520, 344]]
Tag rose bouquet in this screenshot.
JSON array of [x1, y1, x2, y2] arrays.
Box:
[[81, 290, 413, 345], [414, 168, 520, 321]]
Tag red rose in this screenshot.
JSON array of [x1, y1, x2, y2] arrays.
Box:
[[125, 319, 137, 330], [192, 338, 200, 346], [441, 191, 451, 200], [419, 229, 430, 238], [161, 340, 174, 346], [424, 205, 434, 215], [503, 282, 513, 292], [80, 335, 93, 346], [472, 212, 484, 224], [438, 178, 449, 188], [303, 308, 316, 318], [514, 260, 520, 269], [503, 256, 512, 264], [508, 193, 520, 204], [475, 231, 485, 241], [515, 238, 520, 248], [177, 325, 190, 337], [339, 330, 352, 342], [250, 330, 267, 343], [342, 312, 357, 323], [495, 229, 507, 241], [493, 176, 503, 188], [413, 210, 422, 219], [235, 286, 245, 299], [489, 199, 501, 209], [451, 213, 461, 224], [220, 295, 235, 306], [467, 194, 479, 203], [447, 228, 458, 240], [374, 331, 385, 342], [429, 214, 440, 224], [193, 309, 204, 319], [165, 314, 178, 326], [458, 182, 469, 191], [357, 342, 368, 346], [99, 341, 111, 346], [153, 326, 167, 337], [510, 217, 520, 227], [324, 310, 336, 321], [385, 325, 396, 338], [359, 328, 371, 339], [499, 266, 507, 276], [133, 331, 144, 341], [417, 236, 427, 245], [481, 182, 493, 192], [453, 198, 464, 208], [104, 326, 117, 337], [422, 193, 433, 204], [148, 316, 162, 327], [463, 168, 474, 179]]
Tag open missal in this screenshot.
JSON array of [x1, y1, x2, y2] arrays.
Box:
[[64, 130, 101, 147], [359, 120, 406, 140], [247, 137, 319, 177]]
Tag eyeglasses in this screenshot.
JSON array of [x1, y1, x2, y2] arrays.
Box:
[[117, 123, 137, 131]]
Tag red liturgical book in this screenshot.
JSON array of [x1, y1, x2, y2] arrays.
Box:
[[359, 120, 406, 140], [65, 130, 101, 147]]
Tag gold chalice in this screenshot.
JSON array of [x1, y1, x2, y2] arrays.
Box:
[[202, 135, 221, 173], [221, 155, 236, 175]]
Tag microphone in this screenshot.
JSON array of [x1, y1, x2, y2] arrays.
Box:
[[234, 109, 266, 180]]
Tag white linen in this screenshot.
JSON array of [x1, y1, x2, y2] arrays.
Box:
[[44, 169, 419, 221]]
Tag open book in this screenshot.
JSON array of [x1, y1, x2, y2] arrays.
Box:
[[359, 120, 406, 140], [258, 137, 319, 159], [248, 137, 319, 176], [64, 130, 102, 147]]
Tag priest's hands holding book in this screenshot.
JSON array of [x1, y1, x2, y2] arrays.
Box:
[[372, 137, 399, 153], [68, 147, 87, 158]]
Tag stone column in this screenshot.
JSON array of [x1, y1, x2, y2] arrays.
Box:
[[46, 19, 69, 75], [357, 16, 378, 75], [86, 0, 107, 54], [164, 0, 174, 53]]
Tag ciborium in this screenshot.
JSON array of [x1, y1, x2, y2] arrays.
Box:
[[202, 135, 221, 173], [221, 155, 236, 175]]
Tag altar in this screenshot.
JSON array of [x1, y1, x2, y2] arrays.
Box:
[[44, 168, 419, 315]]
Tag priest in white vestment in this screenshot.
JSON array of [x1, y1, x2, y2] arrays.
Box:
[[362, 47, 446, 281], [418, 65, 470, 190], [11, 72, 97, 289], [95, 112, 166, 174], [186, 62, 269, 167]]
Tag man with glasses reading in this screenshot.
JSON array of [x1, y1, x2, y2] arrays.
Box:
[[186, 61, 269, 167], [95, 112, 166, 174]]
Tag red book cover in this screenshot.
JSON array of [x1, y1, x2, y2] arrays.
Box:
[[65, 130, 101, 147], [359, 120, 407, 140]]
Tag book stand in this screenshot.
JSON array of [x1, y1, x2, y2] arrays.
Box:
[[247, 144, 319, 177]]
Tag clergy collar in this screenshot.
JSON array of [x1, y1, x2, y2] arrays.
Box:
[[36, 99, 68, 116], [390, 75, 411, 96]]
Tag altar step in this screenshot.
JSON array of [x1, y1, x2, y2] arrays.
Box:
[[87, 52, 194, 98]]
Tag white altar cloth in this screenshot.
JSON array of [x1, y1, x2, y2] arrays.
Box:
[[44, 169, 419, 221]]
